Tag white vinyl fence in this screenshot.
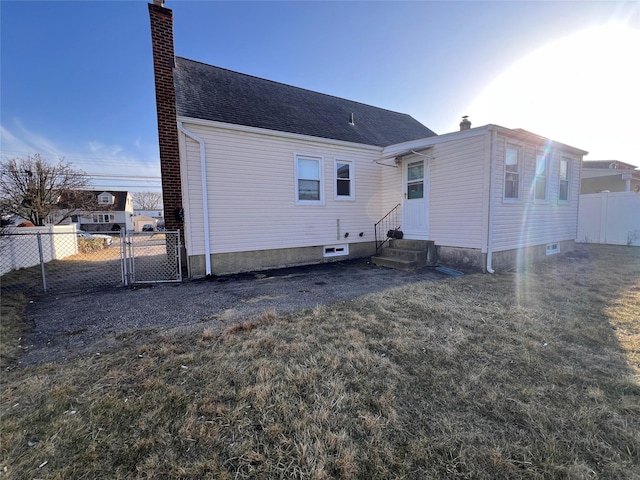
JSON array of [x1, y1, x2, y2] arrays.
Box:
[[0, 225, 79, 276], [577, 192, 640, 246]]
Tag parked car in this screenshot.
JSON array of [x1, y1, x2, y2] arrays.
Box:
[[77, 230, 113, 246], [142, 224, 154, 232]]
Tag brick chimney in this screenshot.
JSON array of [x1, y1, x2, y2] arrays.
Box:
[[148, 1, 183, 233], [460, 115, 471, 131]]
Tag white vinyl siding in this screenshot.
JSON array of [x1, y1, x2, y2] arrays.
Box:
[[380, 160, 402, 220], [491, 135, 581, 252], [429, 135, 487, 249], [177, 121, 583, 262], [178, 121, 382, 256]]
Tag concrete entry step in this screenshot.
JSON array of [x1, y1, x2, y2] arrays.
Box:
[[388, 239, 431, 251], [372, 240, 437, 271]]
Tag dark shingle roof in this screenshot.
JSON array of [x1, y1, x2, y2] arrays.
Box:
[[58, 190, 129, 211], [174, 57, 436, 147]]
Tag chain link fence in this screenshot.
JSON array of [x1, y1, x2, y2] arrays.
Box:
[[123, 232, 182, 285], [1, 228, 182, 295], [1, 228, 124, 294]]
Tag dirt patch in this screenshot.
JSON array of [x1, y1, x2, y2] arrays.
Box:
[[16, 259, 448, 366]]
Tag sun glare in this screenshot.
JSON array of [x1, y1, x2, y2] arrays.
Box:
[[468, 23, 640, 162]]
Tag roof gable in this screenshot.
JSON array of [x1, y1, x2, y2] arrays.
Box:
[[174, 57, 436, 147], [92, 191, 129, 211]]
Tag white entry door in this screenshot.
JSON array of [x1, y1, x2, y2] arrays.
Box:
[[402, 158, 429, 239]]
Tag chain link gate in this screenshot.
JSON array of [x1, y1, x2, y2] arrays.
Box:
[[122, 230, 182, 285], [1, 229, 182, 295]]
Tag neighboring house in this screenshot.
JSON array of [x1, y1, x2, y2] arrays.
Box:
[[580, 160, 640, 194], [149, 1, 587, 278], [56, 190, 134, 232]]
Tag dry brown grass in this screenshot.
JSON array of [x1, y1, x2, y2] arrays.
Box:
[[0, 293, 30, 369], [1, 246, 123, 293], [1, 244, 639, 479]]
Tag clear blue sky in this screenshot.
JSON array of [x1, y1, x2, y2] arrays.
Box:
[[1, 1, 638, 192]]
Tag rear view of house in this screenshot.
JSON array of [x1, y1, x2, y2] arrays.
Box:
[[148, 1, 587, 278]]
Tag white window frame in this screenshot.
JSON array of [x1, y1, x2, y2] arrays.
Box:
[[334, 158, 354, 201], [558, 157, 570, 203], [504, 144, 522, 202], [295, 154, 324, 205], [92, 214, 114, 223], [534, 149, 550, 202]]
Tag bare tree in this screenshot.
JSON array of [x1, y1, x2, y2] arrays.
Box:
[[132, 191, 163, 210], [0, 154, 95, 226]]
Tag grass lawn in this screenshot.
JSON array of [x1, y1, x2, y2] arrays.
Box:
[[1, 244, 639, 479]]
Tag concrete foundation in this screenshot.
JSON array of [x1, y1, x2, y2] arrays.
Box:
[[436, 246, 485, 272], [490, 239, 575, 272], [187, 241, 377, 278], [436, 240, 576, 273]]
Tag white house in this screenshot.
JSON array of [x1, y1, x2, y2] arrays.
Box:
[[149, 1, 587, 278], [58, 190, 134, 232]]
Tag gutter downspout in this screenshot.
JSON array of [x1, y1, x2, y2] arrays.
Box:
[[486, 128, 497, 274], [177, 122, 212, 276]]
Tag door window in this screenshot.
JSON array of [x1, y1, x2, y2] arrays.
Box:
[[407, 161, 424, 199]]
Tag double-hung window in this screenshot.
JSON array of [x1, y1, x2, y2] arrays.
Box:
[[92, 214, 114, 223], [334, 159, 354, 200], [295, 155, 324, 204], [559, 157, 570, 202], [504, 145, 521, 200], [534, 150, 549, 201]]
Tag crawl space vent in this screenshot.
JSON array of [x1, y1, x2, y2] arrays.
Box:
[[546, 243, 560, 255], [323, 244, 349, 258]]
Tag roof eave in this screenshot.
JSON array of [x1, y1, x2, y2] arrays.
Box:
[[177, 116, 384, 152]]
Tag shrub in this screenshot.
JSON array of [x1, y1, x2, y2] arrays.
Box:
[[78, 237, 107, 254]]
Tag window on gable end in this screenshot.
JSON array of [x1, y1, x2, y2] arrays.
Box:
[[99, 194, 112, 205], [335, 159, 354, 200], [295, 155, 324, 204], [559, 157, 570, 202], [504, 145, 521, 200]]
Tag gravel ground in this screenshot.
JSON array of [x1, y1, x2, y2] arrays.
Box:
[[18, 259, 451, 366]]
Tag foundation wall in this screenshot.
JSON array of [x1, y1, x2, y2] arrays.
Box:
[[490, 239, 575, 272], [436, 246, 485, 272], [188, 242, 376, 277], [436, 239, 576, 273]]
